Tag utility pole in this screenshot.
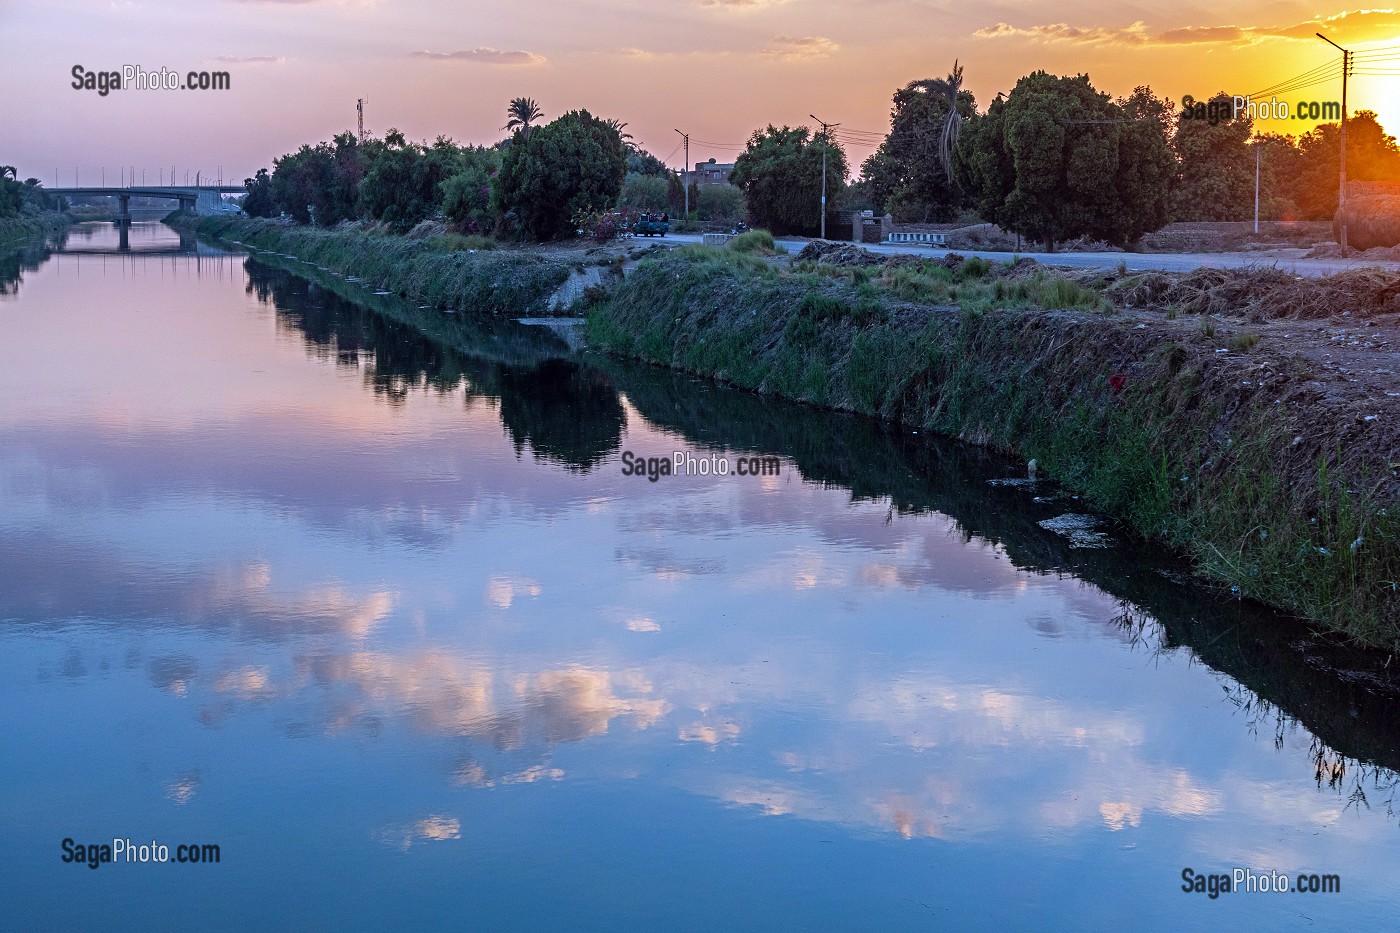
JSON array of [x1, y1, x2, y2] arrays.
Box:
[[674, 129, 689, 222], [357, 99, 367, 142], [1317, 32, 1351, 248], [810, 114, 839, 239], [1254, 141, 1260, 235]]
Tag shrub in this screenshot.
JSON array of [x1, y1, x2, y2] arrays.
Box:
[[728, 229, 776, 254]]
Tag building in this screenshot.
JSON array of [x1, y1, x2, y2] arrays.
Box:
[[692, 158, 734, 187]]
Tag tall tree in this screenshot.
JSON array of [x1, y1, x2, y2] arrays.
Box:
[[242, 168, 276, 217], [860, 68, 977, 221], [1171, 92, 1254, 221], [504, 97, 543, 138], [729, 125, 847, 234], [493, 109, 627, 239], [955, 72, 1175, 250], [1290, 111, 1400, 218]]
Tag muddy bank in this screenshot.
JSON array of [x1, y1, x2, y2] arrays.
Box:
[[585, 245, 1400, 647]]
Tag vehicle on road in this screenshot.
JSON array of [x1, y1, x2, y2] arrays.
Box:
[[633, 212, 669, 237]]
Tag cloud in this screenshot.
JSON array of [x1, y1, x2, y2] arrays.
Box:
[[972, 21, 1149, 45], [212, 55, 286, 64], [411, 48, 546, 66], [762, 35, 840, 60], [974, 10, 1400, 47]]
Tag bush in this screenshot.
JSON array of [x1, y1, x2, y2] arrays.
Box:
[[618, 173, 670, 211], [441, 151, 500, 232], [493, 110, 628, 240], [697, 185, 746, 224], [728, 229, 776, 254]]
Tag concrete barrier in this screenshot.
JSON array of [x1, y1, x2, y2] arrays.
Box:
[[886, 231, 948, 245], [702, 233, 733, 246]]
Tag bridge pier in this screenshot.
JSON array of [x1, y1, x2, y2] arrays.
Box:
[[116, 194, 131, 225], [177, 195, 196, 213]]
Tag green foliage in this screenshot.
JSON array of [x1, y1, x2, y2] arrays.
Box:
[[618, 173, 671, 211], [626, 149, 670, 177], [358, 135, 473, 230], [729, 125, 848, 234], [1171, 92, 1254, 222], [727, 229, 775, 254], [1290, 112, 1400, 218], [270, 131, 365, 225], [241, 168, 275, 218], [860, 75, 977, 221], [493, 109, 628, 240], [440, 148, 502, 232], [956, 73, 1175, 249], [186, 215, 565, 314], [504, 97, 543, 137], [0, 173, 56, 220], [428, 233, 496, 251], [697, 185, 746, 224]]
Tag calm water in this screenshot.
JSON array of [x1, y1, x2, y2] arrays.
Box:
[[3, 222, 1399, 930]]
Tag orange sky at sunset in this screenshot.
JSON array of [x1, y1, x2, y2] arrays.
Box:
[[3, 0, 1399, 184]]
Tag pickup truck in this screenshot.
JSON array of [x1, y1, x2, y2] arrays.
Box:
[[632, 213, 670, 237]]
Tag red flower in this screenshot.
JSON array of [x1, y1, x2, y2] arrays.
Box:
[[1109, 373, 1127, 394]]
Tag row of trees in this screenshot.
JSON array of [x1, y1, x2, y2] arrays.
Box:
[[242, 99, 741, 240], [0, 166, 55, 220], [840, 68, 1400, 244]]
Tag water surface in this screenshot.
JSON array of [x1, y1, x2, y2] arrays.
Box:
[[3, 222, 1398, 929]]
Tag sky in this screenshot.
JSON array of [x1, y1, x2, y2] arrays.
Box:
[[3, 0, 1400, 185]]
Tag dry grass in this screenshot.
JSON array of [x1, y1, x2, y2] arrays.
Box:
[[1108, 266, 1400, 320], [1335, 195, 1400, 251]]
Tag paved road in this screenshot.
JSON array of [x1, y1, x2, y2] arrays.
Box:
[[658, 232, 1397, 278]]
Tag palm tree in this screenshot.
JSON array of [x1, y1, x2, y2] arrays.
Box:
[[910, 61, 965, 185], [503, 97, 543, 137], [603, 118, 633, 142], [0, 166, 16, 181]]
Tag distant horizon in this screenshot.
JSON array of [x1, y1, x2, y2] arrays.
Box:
[[5, 0, 1399, 185]]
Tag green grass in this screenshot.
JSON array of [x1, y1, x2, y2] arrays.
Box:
[[1231, 331, 1260, 351], [0, 212, 71, 246], [178, 215, 566, 314], [728, 229, 777, 254]]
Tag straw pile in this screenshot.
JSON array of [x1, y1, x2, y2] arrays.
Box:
[[1334, 195, 1400, 251], [1108, 266, 1400, 319]]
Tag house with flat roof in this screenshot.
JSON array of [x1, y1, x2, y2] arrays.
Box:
[[692, 158, 734, 186]]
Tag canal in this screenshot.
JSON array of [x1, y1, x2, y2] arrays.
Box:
[[2, 222, 1397, 928]]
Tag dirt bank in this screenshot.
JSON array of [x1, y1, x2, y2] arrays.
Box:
[[585, 243, 1399, 647]]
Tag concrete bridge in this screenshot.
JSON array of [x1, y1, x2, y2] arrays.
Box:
[[45, 185, 244, 221]]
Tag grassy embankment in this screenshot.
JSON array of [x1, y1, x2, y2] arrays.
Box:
[[0, 212, 72, 246], [586, 239, 1400, 648], [176, 215, 570, 315]]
